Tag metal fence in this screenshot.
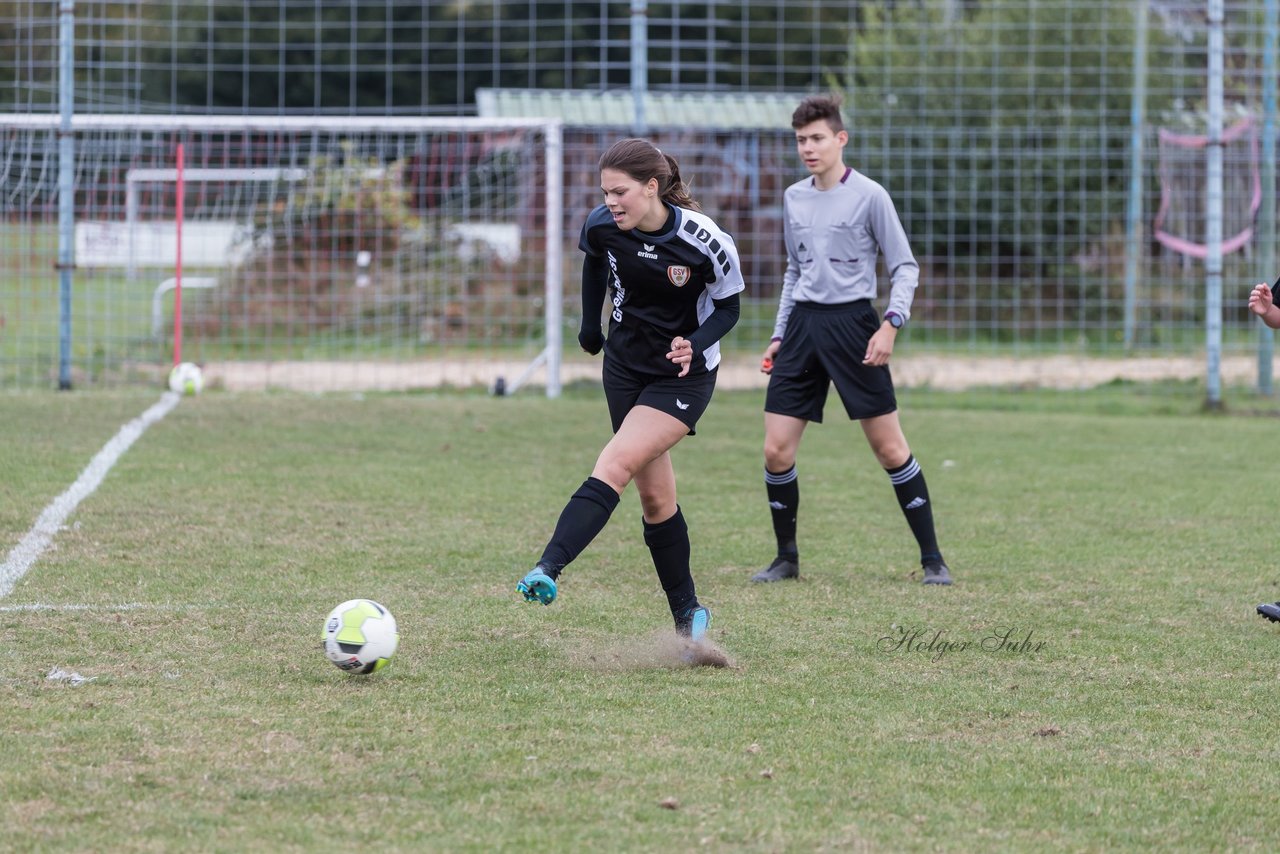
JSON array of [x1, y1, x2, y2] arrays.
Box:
[[1, 1, 1278, 391]]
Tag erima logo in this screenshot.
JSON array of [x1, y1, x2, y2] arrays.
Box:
[[768, 501, 787, 510], [643, 243, 655, 252], [637, 242, 659, 260], [675, 399, 690, 410], [905, 497, 927, 510]]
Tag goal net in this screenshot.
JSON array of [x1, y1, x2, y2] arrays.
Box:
[[0, 115, 564, 394]]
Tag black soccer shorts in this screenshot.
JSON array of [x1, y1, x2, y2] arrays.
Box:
[[602, 354, 717, 435], [764, 300, 897, 423]]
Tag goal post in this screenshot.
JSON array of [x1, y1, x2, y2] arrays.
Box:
[[0, 114, 565, 396]]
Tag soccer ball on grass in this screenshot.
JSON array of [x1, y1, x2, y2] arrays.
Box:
[[168, 361, 203, 395], [322, 599, 399, 674]]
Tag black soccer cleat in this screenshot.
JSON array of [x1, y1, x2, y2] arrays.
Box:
[[750, 556, 799, 583], [1258, 602, 1280, 623], [922, 561, 953, 586]]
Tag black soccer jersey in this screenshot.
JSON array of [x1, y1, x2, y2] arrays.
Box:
[[579, 202, 746, 375]]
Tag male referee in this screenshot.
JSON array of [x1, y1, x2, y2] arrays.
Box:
[[753, 94, 953, 586]]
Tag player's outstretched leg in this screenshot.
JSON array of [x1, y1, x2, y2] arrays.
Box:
[[1258, 601, 1280, 623], [517, 565, 558, 606], [675, 603, 710, 642], [518, 476, 622, 606]]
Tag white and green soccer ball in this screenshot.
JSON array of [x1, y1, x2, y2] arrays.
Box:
[[168, 361, 203, 395], [322, 599, 399, 674]]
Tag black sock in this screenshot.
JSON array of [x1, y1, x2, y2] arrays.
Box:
[[643, 506, 697, 615], [886, 455, 942, 565], [764, 465, 799, 560], [538, 477, 620, 579]]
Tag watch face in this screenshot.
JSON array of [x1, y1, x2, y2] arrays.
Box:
[[888, 313, 903, 328]]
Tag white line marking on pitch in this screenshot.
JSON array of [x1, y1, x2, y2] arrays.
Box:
[[0, 391, 183, 600], [0, 602, 147, 613]]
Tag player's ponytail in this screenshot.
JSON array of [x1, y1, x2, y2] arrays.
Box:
[[599, 138, 701, 213], [659, 153, 700, 212]]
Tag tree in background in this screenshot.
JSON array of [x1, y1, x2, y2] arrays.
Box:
[[839, 0, 1266, 270], [0, 0, 147, 111], [841, 1, 1178, 269], [3, 1, 857, 114], [136, 1, 614, 115], [836, 0, 1271, 342]]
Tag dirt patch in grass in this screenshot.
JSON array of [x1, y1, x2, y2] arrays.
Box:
[[570, 630, 734, 670]]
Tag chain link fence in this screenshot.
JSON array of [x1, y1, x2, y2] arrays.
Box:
[[1, 1, 1277, 390]]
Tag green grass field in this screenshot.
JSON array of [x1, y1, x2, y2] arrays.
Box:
[[2, 384, 1278, 851]]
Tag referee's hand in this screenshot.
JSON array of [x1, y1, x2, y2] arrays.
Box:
[[862, 325, 896, 367], [667, 336, 693, 377], [760, 339, 781, 374]]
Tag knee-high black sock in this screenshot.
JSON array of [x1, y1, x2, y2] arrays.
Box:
[[643, 506, 697, 615], [538, 477, 621, 579], [764, 465, 799, 560], [886, 455, 942, 564]]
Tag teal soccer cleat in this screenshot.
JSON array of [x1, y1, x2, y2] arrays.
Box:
[[517, 566, 557, 605], [675, 604, 710, 642]]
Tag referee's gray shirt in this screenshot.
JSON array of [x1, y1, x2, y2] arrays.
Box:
[[771, 167, 920, 341]]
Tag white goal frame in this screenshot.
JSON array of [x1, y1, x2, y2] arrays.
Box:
[[1, 114, 565, 397]]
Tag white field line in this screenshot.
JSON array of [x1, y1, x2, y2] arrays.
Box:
[[0, 602, 192, 613], [0, 391, 182, 600]]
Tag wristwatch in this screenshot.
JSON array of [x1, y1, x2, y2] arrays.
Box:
[[885, 311, 905, 329]]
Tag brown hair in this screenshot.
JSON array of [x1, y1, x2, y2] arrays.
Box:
[[791, 94, 845, 133], [598, 138, 700, 212]]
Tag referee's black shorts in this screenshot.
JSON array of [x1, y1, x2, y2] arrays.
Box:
[[602, 354, 717, 435], [764, 300, 897, 424]]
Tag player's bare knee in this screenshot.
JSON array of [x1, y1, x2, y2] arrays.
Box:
[[866, 431, 910, 467], [638, 493, 674, 521], [592, 459, 635, 492], [873, 442, 910, 469], [763, 440, 795, 471]]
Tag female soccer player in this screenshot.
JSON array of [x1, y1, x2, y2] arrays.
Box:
[[516, 138, 745, 640]]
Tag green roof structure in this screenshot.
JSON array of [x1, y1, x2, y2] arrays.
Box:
[[476, 88, 802, 130]]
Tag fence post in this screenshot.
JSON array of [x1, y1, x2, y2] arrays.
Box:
[[57, 1, 75, 390], [1204, 0, 1224, 409], [631, 0, 648, 135], [1258, 0, 1277, 396], [1123, 0, 1149, 352]]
